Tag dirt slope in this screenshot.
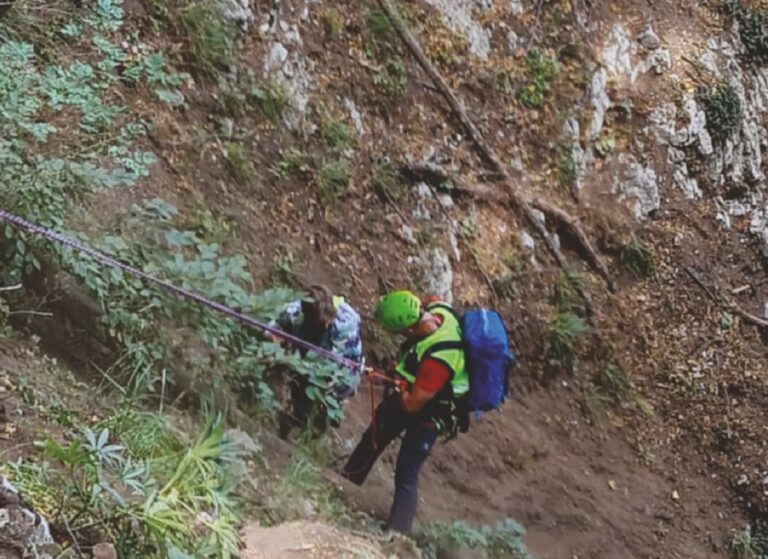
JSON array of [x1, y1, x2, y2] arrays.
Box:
[[5, 0, 768, 557]]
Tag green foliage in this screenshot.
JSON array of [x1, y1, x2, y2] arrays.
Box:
[[619, 235, 655, 278], [322, 119, 353, 151], [265, 453, 349, 524], [271, 148, 311, 179], [698, 81, 742, 144], [320, 7, 344, 39], [9, 413, 249, 558], [367, 8, 395, 47], [555, 146, 576, 190], [546, 311, 589, 369], [0, 14, 178, 279], [518, 48, 558, 109], [418, 518, 535, 559], [546, 270, 590, 369], [225, 142, 253, 182], [372, 57, 408, 96], [364, 7, 407, 96], [553, 269, 585, 312], [372, 162, 403, 196], [725, 1, 768, 65], [594, 360, 632, 402], [270, 249, 298, 287], [729, 524, 768, 559], [318, 160, 350, 205], [181, 2, 233, 79], [252, 79, 290, 124]]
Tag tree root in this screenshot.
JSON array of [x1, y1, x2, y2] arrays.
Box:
[[378, 0, 615, 309], [685, 266, 768, 330]]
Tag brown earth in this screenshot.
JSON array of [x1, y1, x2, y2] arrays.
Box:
[[6, 0, 768, 558]]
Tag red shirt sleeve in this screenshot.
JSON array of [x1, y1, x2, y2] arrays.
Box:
[[413, 357, 451, 393]]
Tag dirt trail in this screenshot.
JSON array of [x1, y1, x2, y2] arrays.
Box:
[[333, 385, 739, 559]]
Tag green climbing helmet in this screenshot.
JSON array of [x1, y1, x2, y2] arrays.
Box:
[[375, 290, 421, 332]]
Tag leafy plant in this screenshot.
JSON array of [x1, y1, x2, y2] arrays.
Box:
[[9, 413, 249, 558], [265, 453, 349, 524], [556, 146, 577, 190], [372, 162, 403, 196], [180, 2, 232, 78], [270, 249, 297, 287], [252, 79, 290, 124], [271, 148, 311, 179], [322, 119, 353, 152], [730, 525, 763, 559], [725, 1, 768, 65], [698, 81, 742, 144], [518, 48, 558, 109], [595, 360, 632, 402], [553, 269, 586, 312], [546, 311, 590, 369], [225, 141, 252, 182], [320, 7, 344, 39], [367, 8, 395, 47], [418, 518, 535, 559], [372, 57, 408, 96], [619, 235, 655, 278], [317, 160, 350, 205]]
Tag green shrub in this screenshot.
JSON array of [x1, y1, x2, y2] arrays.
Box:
[[725, 1, 768, 64], [698, 81, 742, 144], [418, 518, 535, 559], [373, 57, 408, 96], [320, 7, 344, 39], [251, 79, 290, 124], [322, 119, 353, 151], [619, 235, 655, 278], [317, 160, 350, 205], [9, 413, 248, 558], [518, 48, 558, 109], [180, 2, 232, 79], [546, 311, 590, 369], [226, 142, 252, 182]]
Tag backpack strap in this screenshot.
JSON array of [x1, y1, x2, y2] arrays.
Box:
[[423, 340, 464, 381]]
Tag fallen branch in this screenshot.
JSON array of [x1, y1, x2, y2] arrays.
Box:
[[378, 0, 614, 306], [0, 284, 21, 292], [684, 266, 768, 329]]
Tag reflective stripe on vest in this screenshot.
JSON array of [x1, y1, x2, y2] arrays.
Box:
[[394, 303, 469, 397]]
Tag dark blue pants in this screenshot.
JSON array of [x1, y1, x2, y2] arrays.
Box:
[[341, 394, 439, 534]]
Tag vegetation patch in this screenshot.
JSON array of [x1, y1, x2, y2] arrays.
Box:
[[518, 48, 559, 109], [180, 2, 233, 79], [317, 160, 351, 206], [417, 518, 534, 559], [619, 235, 656, 278], [546, 271, 590, 370], [725, 0, 768, 64], [698, 81, 743, 144]]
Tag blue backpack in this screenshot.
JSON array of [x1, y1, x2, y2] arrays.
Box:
[[428, 304, 515, 412], [462, 309, 515, 412]]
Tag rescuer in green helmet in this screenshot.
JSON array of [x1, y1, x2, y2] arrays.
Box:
[[342, 290, 468, 535]]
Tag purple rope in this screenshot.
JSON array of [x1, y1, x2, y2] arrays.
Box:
[[0, 209, 362, 372]]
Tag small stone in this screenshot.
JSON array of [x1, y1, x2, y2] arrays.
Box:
[[219, 117, 234, 140], [671, 490, 680, 501], [638, 27, 661, 50], [519, 230, 535, 253], [93, 542, 117, 559]]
